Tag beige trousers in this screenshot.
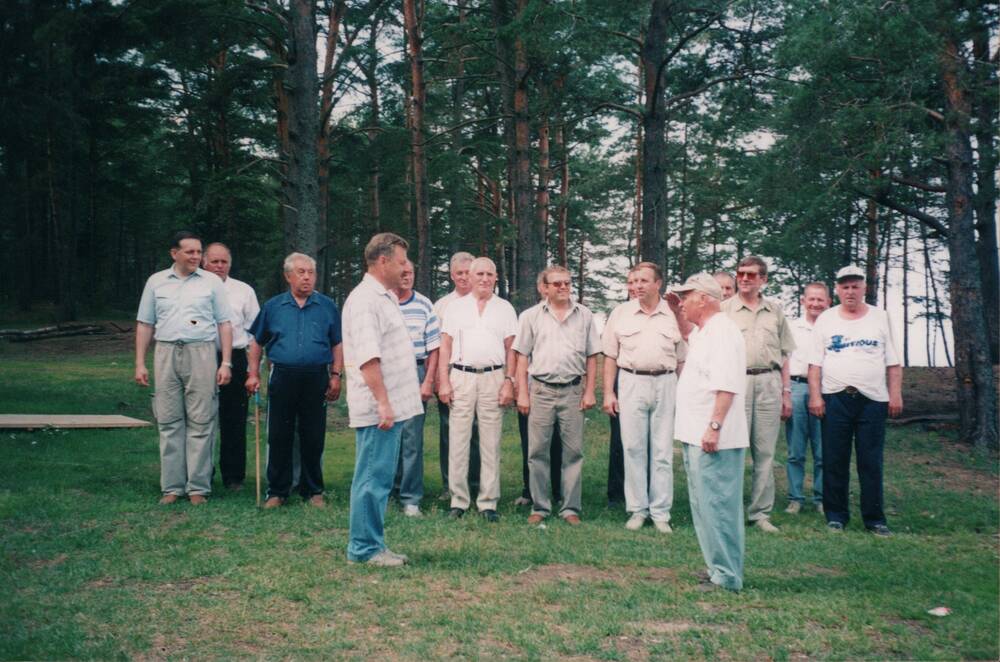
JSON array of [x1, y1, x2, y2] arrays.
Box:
[[448, 369, 504, 511], [528, 381, 584, 518], [153, 341, 218, 496], [745, 371, 781, 521]]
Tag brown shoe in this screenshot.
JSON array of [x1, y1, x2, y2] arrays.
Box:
[[189, 494, 208, 505], [307, 495, 326, 508], [527, 513, 545, 525], [159, 494, 180, 505], [263, 496, 285, 509], [563, 514, 582, 526]]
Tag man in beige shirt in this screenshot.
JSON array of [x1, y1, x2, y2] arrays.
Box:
[[721, 255, 795, 532], [602, 262, 686, 533]]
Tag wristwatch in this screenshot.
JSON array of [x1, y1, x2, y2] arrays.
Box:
[[504, 375, 515, 384], [709, 421, 721, 431], [221, 361, 233, 368]]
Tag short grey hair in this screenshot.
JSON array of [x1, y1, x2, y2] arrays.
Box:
[[283, 252, 316, 273], [364, 232, 409, 265], [450, 251, 474, 270], [469, 256, 497, 274]]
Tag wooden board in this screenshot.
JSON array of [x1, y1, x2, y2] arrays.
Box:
[[0, 415, 153, 430]]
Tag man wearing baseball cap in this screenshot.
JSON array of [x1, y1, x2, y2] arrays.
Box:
[[672, 272, 749, 592], [807, 266, 903, 536]]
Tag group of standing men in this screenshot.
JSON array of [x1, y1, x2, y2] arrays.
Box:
[[135, 232, 903, 580]]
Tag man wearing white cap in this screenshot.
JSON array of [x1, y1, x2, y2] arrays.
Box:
[[807, 266, 903, 536], [672, 272, 749, 592]]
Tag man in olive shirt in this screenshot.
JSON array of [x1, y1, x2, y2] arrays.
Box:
[[602, 262, 686, 533], [721, 255, 795, 532], [515, 266, 600, 525]]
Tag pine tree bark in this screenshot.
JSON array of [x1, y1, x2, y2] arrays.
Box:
[[536, 114, 551, 265], [555, 123, 569, 267], [511, 0, 537, 309], [940, 36, 998, 450], [403, 0, 431, 293], [639, 0, 670, 266], [284, 0, 321, 259]]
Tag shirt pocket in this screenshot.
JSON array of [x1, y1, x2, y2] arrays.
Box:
[[617, 326, 642, 355], [309, 320, 329, 346], [154, 293, 177, 320]]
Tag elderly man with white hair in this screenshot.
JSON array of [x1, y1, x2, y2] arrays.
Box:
[[246, 252, 344, 509], [437, 256, 517, 522], [672, 272, 749, 592]]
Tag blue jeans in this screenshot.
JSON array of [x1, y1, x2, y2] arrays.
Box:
[[683, 444, 746, 592], [395, 364, 426, 506], [821, 391, 887, 528], [785, 380, 822, 504], [347, 422, 403, 562]]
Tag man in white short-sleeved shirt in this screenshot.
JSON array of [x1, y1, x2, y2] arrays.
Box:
[[343, 233, 422, 568], [437, 256, 517, 521], [807, 266, 903, 537], [672, 272, 749, 592], [203, 242, 261, 491]]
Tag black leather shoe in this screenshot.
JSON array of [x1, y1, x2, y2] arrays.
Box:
[[448, 507, 465, 519], [481, 509, 500, 523]]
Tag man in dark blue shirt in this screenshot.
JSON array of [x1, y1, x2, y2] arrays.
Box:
[[246, 252, 344, 508]]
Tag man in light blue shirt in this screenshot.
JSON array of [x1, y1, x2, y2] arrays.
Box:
[[135, 231, 233, 505]]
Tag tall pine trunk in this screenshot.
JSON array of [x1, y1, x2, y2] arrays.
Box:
[[639, 0, 669, 266], [403, 0, 431, 293], [940, 36, 998, 450]]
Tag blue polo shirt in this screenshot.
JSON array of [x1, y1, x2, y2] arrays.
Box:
[[249, 291, 342, 367]]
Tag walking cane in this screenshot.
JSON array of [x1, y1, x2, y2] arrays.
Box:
[[254, 390, 262, 508]]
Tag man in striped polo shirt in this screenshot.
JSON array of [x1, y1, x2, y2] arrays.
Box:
[[392, 260, 441, 517]]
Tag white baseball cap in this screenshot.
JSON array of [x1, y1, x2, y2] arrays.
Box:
[[835, 265, 865, 281]]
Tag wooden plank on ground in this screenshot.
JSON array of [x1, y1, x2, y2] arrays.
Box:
[[0, 415, 153, 430]]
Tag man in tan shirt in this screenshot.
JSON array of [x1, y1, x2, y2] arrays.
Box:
[[602, 262, 686, 533], [721, 255, 795, 532]]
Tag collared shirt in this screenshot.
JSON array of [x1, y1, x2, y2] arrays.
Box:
[[342, 273, 423, 428], [249, 291, 342, 367], [513, 301, 601, 382], [398, 290, 441, 360], [721, 295, 796, 370], [787, 316, 816, 377], [136, 267, 232, 343], [808, 304, 900, 402], [219, 277, 260, 350], [433, 290, 462, 328], [441, 293, 518, 367], [601, 299, 687, 371], [675, 313, 749, 450]]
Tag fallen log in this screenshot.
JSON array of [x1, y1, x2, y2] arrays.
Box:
[[6, 325, 106, 342], [0, 323, 97, 339]]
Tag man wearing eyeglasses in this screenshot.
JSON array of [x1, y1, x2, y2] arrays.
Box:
[[514, 266, 600, 526], [721, 255, 795, 533]]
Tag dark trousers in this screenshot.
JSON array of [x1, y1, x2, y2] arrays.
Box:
[[607, 376, 625, 502], [266, 366, 328, 499], [437, 399, 479, 489], [821, 391, 887, 528], [517, 411, 562, 501], [216, 348, 249, 487]]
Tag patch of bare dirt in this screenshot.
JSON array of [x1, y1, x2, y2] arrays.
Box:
[[909, 453, 999, 494], [901, 366, 1000, 417], [0, 321, 136, 358], [512, 563, 626, 585], [27, 553, 68, 569]]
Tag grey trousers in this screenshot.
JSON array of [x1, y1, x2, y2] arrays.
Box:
[[153, 341, 217, 496], [528, 381, 584, 518], [395, 363, 427, 505]]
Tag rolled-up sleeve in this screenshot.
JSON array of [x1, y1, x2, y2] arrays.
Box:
[[346, 306, 382, 366]]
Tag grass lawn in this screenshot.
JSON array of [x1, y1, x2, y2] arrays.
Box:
[[1, 343, 997, 660]]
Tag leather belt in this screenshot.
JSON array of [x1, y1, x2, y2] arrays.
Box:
[[416, 358, 426, 365], [451, 363, 503, 374], [620, 367, 674, 376], [535, 376, 582, 388], [746, 368, 777, 375], [842, 386, 862, 397], [790, 375, 808, 383]]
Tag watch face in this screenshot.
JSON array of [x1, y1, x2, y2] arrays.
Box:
[[710, 421, 721, 431]]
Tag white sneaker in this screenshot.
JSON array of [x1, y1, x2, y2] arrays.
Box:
[[784, 501, 802, 515], [815, 502, 824, 514], [349, 550, 405, 567], [384, 548, 410, 563], [653, 520, 672, 534], [754, 518, 780, 533], [625, 513, 647, 531], [402, 504, 422, 518]]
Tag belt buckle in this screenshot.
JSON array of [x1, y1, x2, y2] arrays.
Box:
[[844, 386, 859, 396]]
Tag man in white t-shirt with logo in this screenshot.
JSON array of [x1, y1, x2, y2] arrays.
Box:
[[783, 282, 830, 514], [808, 266, 903, 537], [671, 273, 749, 592], [437, 256, 518, 522]]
